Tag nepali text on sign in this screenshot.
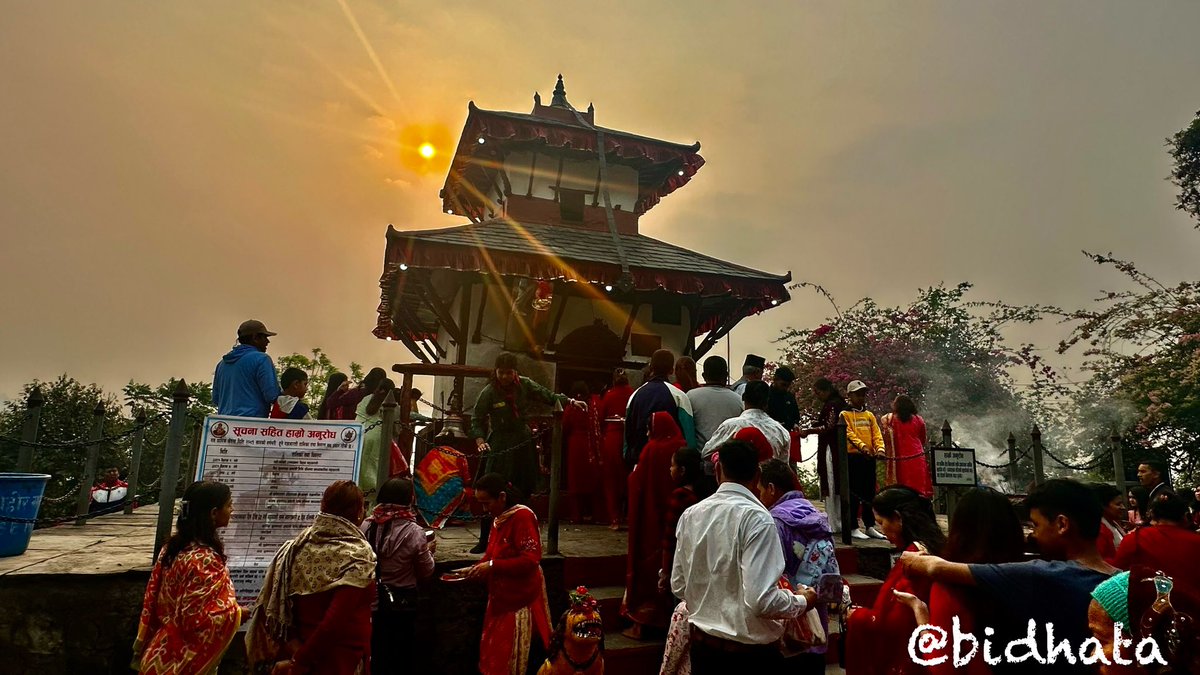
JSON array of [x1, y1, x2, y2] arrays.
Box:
[[195, 415, 363, 605]]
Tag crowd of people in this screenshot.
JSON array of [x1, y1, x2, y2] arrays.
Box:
[[210, 319, 430, 500], [126, 320, 1200, 674]]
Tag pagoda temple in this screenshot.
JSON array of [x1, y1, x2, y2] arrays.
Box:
[[374, 76, 791, 403]]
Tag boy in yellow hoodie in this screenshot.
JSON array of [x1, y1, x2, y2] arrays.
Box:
[[841, 380, 887, 540]]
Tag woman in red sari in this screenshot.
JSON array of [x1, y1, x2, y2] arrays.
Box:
[[465, 473, 552, 675], [881, 396, 932, 498], [132, 480, 240, 675], [563, 381, 599, 522], [621, 411, 686, 639], [599, 368, 635, 530], [845, 485, 945, 675]]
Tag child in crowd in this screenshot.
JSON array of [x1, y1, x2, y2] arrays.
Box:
[[841, 380, 886, 540], [270, 367, 311, 419]]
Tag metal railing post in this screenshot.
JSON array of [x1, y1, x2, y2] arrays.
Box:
[[154, 381, 190, 555], [1111, 431, 1127, 499], [941, 421, 958, 518], [376, 391, 398, 501], [16, 387, 44, 473], [1031, 425, 1045, 487], [125, 410, 147, 515], [836, 415, 852, 545], [74, 402, 107, 525], [1006, 432, 1019, 491], [547, 401, 564, 555]]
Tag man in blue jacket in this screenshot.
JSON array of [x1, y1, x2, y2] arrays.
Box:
[[213, 319, 281, 417]]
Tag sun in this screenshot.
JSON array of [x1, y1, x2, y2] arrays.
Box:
[[418, 142, 436, 159]]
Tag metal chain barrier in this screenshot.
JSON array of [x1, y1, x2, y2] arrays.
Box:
[[0, 413, 165, 450], [1041, 446, 1113, 472], [972, 446, 1032, 470], [40, 486, 83, 506]]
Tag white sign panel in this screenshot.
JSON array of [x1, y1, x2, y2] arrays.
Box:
[[195, 415, 362, 604], [931, 448, 977, 487]]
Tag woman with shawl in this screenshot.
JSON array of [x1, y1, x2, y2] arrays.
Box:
[[599, 368, 635, 530], [460, 473, 552, 675], [247, 480, 376, 675], [132, 480, 240, 675], [621, 411, 687, 639]]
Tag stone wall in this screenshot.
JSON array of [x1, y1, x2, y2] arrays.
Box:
[[0, 573, 145, 675], [0, 558, 568, 675]]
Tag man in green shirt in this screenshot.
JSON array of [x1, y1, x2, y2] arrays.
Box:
[[469, 352, 583, 553]]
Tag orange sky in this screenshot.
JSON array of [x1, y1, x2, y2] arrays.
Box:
[[3, 1, 1200, 402]]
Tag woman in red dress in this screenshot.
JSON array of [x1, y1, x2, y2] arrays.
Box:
[[845, 485, 945, 675], [563, 381, 599, 522], [894, 487, 1026, 675], [132, 480, 240, 675], [622, 411, 686, 638], [465, 473, 552, 675], [599, 368, 635, 530], [880, 395, 932, 498]]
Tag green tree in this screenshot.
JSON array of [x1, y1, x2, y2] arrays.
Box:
[[1054, 110, 1200, 488], [0, 375, 129, 521], [275, 348, 364, 413], [777, 283, 1058, 487], [1169, 109, 1200, 225], [122, 378, 214, 493]]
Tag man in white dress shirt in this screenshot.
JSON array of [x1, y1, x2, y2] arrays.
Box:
[[671, 439, 816, 672], [701, 381, 791, 463]]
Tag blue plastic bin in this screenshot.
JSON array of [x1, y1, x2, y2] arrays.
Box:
[[0, 473, 51, 557]]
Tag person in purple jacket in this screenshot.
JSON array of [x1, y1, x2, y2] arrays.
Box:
[[758, 459, 841, 674], [363, 478, 436, 674], [212, 319, 281, 418]]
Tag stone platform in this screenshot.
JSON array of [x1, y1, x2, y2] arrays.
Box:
[[0, 503, 904, 675]]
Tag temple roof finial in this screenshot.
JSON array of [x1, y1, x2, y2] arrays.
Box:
[[551, 74, 570, 108]]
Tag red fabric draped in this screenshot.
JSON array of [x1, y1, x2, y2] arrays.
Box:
[[845, 545, 932, 675], [563, 403, 597, 496], [600, 385, 634, 525], [622, 411, 684, 629]]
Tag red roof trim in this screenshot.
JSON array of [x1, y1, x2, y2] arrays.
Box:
[[373, 237, 790, 343], [440, 106, 705, 219]]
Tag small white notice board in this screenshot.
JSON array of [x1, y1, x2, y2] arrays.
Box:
[[931, 447, 977, 487]]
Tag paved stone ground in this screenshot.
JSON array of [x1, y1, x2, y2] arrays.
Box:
[[1, 497, 937, 579], [1, 505, 633, 578], [0, 506, 160, 578]]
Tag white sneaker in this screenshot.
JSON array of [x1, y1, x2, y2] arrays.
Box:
[[866, 527, 888, 540], [851, 528, 869, 540]]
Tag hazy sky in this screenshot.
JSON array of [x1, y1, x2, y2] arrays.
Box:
[[3, 1, 1200, 403]]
